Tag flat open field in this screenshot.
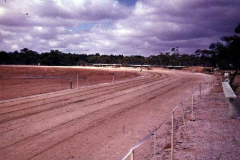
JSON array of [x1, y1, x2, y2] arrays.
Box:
[[0, 65, 208, 160], [0, 65, 138, 100]]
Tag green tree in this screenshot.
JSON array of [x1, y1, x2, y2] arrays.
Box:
[[0, 51, 10, 64], [209, 24, 240, 84]]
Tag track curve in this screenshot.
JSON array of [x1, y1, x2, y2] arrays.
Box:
[[0, 69, 207, 160]]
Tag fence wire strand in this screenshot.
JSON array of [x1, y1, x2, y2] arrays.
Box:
[[119, 75, 213, 160]]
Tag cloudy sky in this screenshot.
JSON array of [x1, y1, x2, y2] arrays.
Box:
[[0, 0, 240, 56]]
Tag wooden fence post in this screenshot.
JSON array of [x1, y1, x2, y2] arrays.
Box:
[[181, 104, 187, 135], [112, 73, 115, 83], [199, 84, 201, 98], [171, 111, 174, 160], [191, 94, 194, 121], [130, 150, 134, 160], [70, 80, 72, 89]]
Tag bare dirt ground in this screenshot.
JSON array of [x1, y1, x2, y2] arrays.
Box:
[[0, 65, 138, 100], [0, 65, 217, 160], [153, 75, 240, 160]]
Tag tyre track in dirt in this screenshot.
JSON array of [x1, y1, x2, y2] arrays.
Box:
[[0, 79, 70, 92], [0, 67, 139, 101], [0, 73, 168, 133], [0, 69, 207, 160], [61, 77, 194, 160], [30, 80, 189, 160], [0, 75, 180, 150], [0, 82, 69, 101], [0, 79, 68, 88], [0, 72, 156, 127], [0, 75, 187, 160], [0, 72, 156, 108], [0, 73, 166, 123], [0, 72, 152, 106]]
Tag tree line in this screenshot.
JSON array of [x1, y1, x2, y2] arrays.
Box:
[[1, 24, 239, 71], [0, 49, 208, 67]]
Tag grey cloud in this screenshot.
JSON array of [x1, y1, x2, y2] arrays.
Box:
[[158, 1, 240, 34], [0, 13, 30, 26], [0, 0, 240, 56], [117, 0, 240, 54], [38, 0, 129, 21]]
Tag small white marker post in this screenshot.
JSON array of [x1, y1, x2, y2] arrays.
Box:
[[199, 84, 201, 98], [70, 80, 72, 89], [140, 69, 142, 78], [181, 104, 187, 134], [112, 73, 115, 83], [171, 111, 174, 160]]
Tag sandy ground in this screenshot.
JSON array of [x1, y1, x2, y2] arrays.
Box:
[[0, 65, 216, 160], [0, 65, 139, 100], [153, 75, 240, 160]]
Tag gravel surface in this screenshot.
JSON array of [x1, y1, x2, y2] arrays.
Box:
[[2, 66, 238, 160], [0, 66, 208, 160], [155, 75, 240, 160]]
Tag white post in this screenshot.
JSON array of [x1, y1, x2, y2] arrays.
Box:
[[191, 94, 194, 121], [199, 84, 201, 98], [171, 111, 174, 160], [112, 73, 115, 83], [130, 150, 134, 160], [181, 105, 187, 134]]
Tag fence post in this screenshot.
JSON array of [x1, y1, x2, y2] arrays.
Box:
[[130, 150, 134, 160], [112, 73, 115, 83], [171, 111, 174, 160], [181, 104, 187, 135], [154, 132, 157, 160], [70, 80, 72, 89], [191, 94, 195, 121], [199, 84, 201, 98]]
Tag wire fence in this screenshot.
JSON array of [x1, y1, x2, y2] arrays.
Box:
[[119, 75, 215, 160]]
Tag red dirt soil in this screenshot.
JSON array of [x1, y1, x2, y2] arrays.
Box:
[[0, 65, 214, 160], [153, 75, 240, 160], [0, 65, 139, 100]]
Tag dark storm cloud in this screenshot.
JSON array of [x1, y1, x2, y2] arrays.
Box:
[[0, 0, 239, 55], [125, 0, 240, 55]]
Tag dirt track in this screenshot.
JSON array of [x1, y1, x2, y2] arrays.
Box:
[[0, 66, 207, 160], [0, 66, 138, 100]]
